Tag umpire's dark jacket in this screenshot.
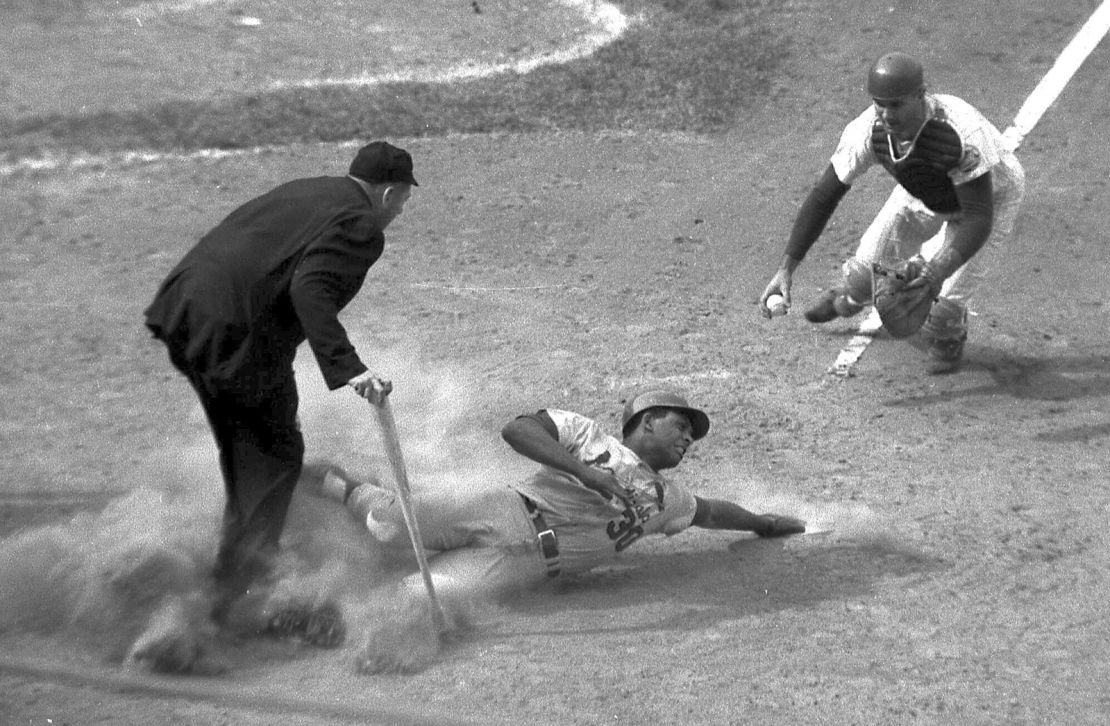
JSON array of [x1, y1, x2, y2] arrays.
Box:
[[144, 176, 383, 389]]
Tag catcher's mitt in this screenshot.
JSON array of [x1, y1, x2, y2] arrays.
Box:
[[872, 257, 941, 339]]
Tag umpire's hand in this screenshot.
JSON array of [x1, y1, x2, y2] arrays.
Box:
[[348, 371, 393, 404]]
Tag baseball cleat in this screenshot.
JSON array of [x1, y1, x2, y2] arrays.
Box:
[[804, 289, 844, 323], [806, 287, 867, 323], [926, 334, 967, 375], [264, 600, 346, 648], [804, 289, 840, 322]]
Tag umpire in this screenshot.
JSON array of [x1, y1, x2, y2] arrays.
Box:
[[144, 140, 415, 625]]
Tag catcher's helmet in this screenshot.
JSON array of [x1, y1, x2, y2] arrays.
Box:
[[621, 390, 710, 440], [866, 52, 924, 100]]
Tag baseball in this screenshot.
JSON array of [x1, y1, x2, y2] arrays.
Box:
[[766, 293, 787, 316]]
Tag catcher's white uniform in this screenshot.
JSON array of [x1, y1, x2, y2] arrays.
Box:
[[831, 93, 1025, 303]]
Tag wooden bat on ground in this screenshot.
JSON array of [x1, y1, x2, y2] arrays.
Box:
[[373, 395, 450, 634]]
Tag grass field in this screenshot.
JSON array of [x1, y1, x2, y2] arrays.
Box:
[[2, 0, 793, 159]]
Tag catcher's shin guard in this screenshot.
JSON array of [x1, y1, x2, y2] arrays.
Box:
[[832, 258, 873, 316], [921, 296, 968, 341], [922, 297, 968, 374], [842, 258, 874, 304]]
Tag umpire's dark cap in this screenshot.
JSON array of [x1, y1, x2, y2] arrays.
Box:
[[349, 141, 418, 186], [622, 389, 710, 440]]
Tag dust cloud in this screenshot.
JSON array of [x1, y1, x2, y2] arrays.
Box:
[[0, 338, 522, 672], [704, 459, 921, 546], [0, 438, 223, 665]]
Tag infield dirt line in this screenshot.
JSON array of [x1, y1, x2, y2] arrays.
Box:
[[0, 655, 482, 726], [0, 0, 632, 176], [268, 0, 632, 91]]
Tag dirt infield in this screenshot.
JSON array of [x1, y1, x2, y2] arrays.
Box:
[[2, 1, 1110, 724]]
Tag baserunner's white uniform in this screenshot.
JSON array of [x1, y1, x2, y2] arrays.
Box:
[[353, 409, 699, 605], [512, 409, 698, 571], [831, 93, 1025, 303]]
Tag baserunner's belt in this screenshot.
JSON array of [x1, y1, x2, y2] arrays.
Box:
[[520, 494, 560, 578]]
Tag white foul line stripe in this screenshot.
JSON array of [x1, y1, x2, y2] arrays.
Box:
[[828, 308, 883, 377], [830, 0, 1110, 378], [1002, 0, 1110, 152]]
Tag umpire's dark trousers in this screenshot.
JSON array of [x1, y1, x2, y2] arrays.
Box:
[[174, 353, 305, 618]]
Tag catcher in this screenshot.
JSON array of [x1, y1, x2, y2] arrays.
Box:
[[758, 51, 1025, 374], [319, 389, 805, 672]]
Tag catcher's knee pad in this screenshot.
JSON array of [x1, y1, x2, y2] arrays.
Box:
[[832, 258, 872, 316], [922, 297, 968, 341], [840, 258, 873, 306]]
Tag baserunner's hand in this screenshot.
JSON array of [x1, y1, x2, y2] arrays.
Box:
[[580, 469, 635, 509], [756, 513, 806, 538]]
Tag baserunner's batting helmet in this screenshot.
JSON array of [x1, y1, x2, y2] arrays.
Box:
[[867, 52, 925, 100], [622, 390, 710, 440]]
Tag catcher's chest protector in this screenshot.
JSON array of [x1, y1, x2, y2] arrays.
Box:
[[871, 116, 963, 214]]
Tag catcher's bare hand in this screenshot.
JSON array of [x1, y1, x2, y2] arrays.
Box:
[[348, 372, 393, 404], [756, 513, 806, 538], [759, 271, 793, 319]]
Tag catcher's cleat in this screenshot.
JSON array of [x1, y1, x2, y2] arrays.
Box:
[[926, 333, 967, 375], [804, 289, 841, 322], [804, 288, 864, 323], [833, 293, 865, 319], [264, 600, 347, 648]]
